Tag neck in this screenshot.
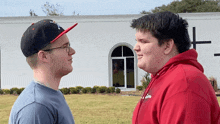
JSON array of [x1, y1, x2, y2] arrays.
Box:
[[33, 68, 61, 91]]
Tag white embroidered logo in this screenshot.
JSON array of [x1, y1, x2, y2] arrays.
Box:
[[145, 94, 152, 99], [142, 94, 152, 99]]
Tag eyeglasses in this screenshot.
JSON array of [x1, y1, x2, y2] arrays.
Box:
[[43, 43, 71, 53]]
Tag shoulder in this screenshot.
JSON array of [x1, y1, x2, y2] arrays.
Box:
[[176, 64, 211, 91], [166, 63, 207, 86], [162, 64, 216, 104], [16, 102, 56, 124]]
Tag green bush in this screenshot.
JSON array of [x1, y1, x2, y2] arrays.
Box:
[[60, 88, 70, 95], [93, 86, 99, 91], [69, 87, 74, 91], [97, 86, 107, 93], [2, 89, 10, 94], [17, 88, 25, 95], [141, 73, 151, 89], [0, 89, 3, 94], [76, 86, 83, 93], [82, 88, 88, 93], [69, 87, 79, 94], [116, 88, 121, 94], [136, 86, 143, 91], [90, 86, 99, 93], [91, 87, 96, 93], [85, 87, 92, 93], [109, 87, 115, 93], [106, 88, 111, 93], [10, 88, 19, 95]]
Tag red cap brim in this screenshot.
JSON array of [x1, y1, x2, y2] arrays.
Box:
[[50, 23, 78, 43]]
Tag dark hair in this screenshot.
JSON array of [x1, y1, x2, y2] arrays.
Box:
[[131, 11, 191, 53]]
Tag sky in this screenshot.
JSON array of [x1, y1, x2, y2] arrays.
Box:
[[0, 0, 174, 17]]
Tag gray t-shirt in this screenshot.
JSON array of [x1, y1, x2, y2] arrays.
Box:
[[9, 81, 75, 124]]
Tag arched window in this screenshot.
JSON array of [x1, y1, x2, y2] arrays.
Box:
[[111, 46, 134, 88]]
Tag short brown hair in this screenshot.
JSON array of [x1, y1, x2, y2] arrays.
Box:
[[26, 44, 52, 69]]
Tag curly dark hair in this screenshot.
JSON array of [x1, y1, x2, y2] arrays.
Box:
[[131, 11, 191, 53]]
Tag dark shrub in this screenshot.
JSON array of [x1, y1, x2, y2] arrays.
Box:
[[91, 86, 99, 93], [17, 88, 25, 95], [3, 89, 10, 94], [136, 86, 143, 91], [97, 86, 107, 93], [93, 86, 99, 91], [109, 86, 115, 93], [82, 88, 87, 93], [10, 88, 19, 94], [69, 87, 79, 94], [69, 87, 74, 90], [91, 87, 96, 93], [0, 89, 3, 94], [76, 86, 83, 93], [85, 87, 92, 93], [106, 88, 111, 93], [116, 88, 121, 94], [60, 88, 69, 95]]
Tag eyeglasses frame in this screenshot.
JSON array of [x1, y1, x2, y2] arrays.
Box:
[[43, 43, 71, 53]]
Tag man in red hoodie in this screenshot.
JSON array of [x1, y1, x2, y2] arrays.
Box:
[[131, 11, 220, 124]]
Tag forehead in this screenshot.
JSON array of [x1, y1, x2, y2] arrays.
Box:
[[135, 30, 154, 39]]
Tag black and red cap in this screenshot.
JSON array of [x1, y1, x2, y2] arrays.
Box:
[[21, 19, 78, 57]]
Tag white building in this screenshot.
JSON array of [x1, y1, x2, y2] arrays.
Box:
[[0, 12, 220, 91]]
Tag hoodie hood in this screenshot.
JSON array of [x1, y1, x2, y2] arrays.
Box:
[[152, 49, 204, 78]]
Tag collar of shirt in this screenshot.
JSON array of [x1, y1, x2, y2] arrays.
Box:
[[33, 79, 56, 90]]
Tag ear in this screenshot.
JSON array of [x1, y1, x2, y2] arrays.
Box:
[[164, 39, 175, 55], [37, 50, 50, 62]]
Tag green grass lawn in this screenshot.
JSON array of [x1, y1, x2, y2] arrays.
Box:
[[1, 94, 220, 124], [0, 94, 140, 124]]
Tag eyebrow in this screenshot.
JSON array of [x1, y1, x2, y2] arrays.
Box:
[[136, 39, 145, 41], [62, 42, 70, 46]]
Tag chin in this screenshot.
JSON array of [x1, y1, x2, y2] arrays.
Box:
[[66, 68, 73, 74], [137, 63, 150, 73], [59, 68, 73, 77], [137, 62, 144, 70]]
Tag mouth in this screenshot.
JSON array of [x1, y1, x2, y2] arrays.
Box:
[[137, 55, 143, 59], [68, 59, 73, 63]]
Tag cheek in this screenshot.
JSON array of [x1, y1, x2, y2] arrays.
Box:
[[152, 49, 165, 64], [51, 56, 63, 66], [141, 45, 163, 63], [141, 45, 153, 58]]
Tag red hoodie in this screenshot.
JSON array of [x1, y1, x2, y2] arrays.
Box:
[[132, 49, 220, 124]]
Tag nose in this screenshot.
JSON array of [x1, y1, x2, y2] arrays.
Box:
[[69, 47, 76, 55], [133, 43, 140, 52]]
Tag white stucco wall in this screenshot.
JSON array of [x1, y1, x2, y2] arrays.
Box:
[[0, 15, 145, 90], [180, 13, 220, 88], [1, 12, 220, 90]]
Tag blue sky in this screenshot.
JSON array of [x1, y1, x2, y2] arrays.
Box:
[[0, 0, 174, 17]]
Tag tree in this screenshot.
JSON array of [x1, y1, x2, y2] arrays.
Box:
[[29, 9, 38, 16], [41, 2, 64, 16], [72, 11, 79, 16], [141, 0, 220, 14]]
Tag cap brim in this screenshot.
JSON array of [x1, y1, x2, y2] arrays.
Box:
[[50, 23, 78, 43]]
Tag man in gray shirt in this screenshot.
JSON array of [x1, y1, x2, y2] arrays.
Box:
[[9, 19, 77, 124]]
